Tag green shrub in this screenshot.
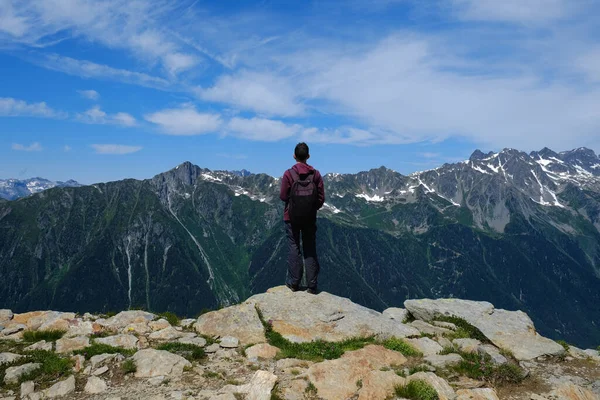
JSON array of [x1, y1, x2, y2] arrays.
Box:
[[556, 340, 570, 351], [382, 337, 423, 357], [23, 330, 66, 343], [156, 342, 205, 361], [395, 380, 439, 400], [438, 346, 456, 355], [451, 351, 525, 385], [18, 350, 72, 388], [121, 359, 136, 374], [305, 382, 317, 395], [435, 316, 488, 343], [74, 342, 135, 359], [409, 365, 433, 374], [156, 312, 180, 327]]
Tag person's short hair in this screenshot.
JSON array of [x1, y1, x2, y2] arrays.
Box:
[[294, 142, 309, 161]]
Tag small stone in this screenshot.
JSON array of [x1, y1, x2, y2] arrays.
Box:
[[20, 381, 35, 397], [90, 353, 122, 369], [453, 338, 481, 353], [71, 354, 86, 373], [180, 319, 195, 328], [205, 343, 220, 353], [56, 336, 90, 354], [85, 376, 108, 394], [478, 344, 508, 364], [0, 352, 23, 365], [93, 365, 109, 376], [425, 353, 463, 368], [44, 375, 76, 398], [4, 363, 41, 385], [405, 337, 444, 356], [219, 336, 239, 348], [147, 376, 166, 386], [25, 340, 53, 352], [382, 307, 410, 322], [177, 336, 207, 347], [245, 343, 280, 360]]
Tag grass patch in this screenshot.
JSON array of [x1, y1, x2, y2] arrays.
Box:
[[435, 316, 489, 343], [395, 380, 439, 400], [22, 330, 66, 343], [451, 351, 525, 385], [409, 365, 433, 374], [556, 340, 570, 351], [382, 337, 422, 357], [0, 350, 73, 389], [122, 359, 136, 374], [156, 342, 205, 362], [156, 312, 180, 327], [256, 305, 373, 362], [203, 370, 221, 379], [305, 381, 317, 395], [438, 346, 456, 355], [74, 342, 135, 359]]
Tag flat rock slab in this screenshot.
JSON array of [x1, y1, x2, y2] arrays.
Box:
[[148, 327, 189, 341], [453, 339, 481, 354], [245, 343, 280, 360], [194, 302, 266, 346], [99, 311, 156, 331], [132, 349, 191, 378], [84, 376, 108, 394], [44, 375, 75, 398], [307, 345, 407, 400], [550, 383, 598, 400], [404, 299, 564, 361], [4, 363, 41, 384], [248, 286, 419, 343], [220, 336, 239, 348], [456, 388, 500, 400], [358, 370, 406, 400], [24, 340, 53, 352], [405, 337, 444, 356], [410, 320, 452, 336], [235, 370, 278, 400], [407, 372, 456, 400], [96, 334, 139, 350], [178, 336, 207, 347], [56, 336, 90, 354], [0, 352, 23, 365], [382, 308, 409, 322], [425, 353, 463, 368]]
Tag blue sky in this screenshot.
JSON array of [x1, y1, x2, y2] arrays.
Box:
[[1, 0, 599, 184]]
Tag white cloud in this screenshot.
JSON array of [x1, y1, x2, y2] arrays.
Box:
[[198, 71, 304, 117], [77, 106, 136, 127], [145, 106, 222, 135], [300, 127, 377, 145], [227, 117, 300, 141], [575, 47, 600, 83], [64, 145, 72, 152], [450, 0, 569, 24], [0, 97, 63, 118], [12, 142, 42, 152], [38, 54, 170, 89], [91, 144, 142, 155], [0, 1, 28, 37], [163, 53, 199, 76], [77, 90, 99, 100]]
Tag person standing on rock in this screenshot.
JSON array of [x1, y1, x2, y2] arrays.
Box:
[[279, 142, 325, 294]]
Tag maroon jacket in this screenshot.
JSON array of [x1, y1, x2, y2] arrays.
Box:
[[280, 162, 325, 222]]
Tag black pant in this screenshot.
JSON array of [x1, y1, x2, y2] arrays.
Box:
[[285, 221, 320, 290]]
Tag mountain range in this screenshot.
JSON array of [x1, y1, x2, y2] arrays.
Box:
[[0, 178, 81, 201], [0, 147, 599, 348]]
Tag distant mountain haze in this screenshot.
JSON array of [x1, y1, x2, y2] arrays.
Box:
[[0, 147, 599, 348]]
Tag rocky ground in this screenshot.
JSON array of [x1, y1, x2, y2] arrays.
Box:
[[0, 286, 599, 400]]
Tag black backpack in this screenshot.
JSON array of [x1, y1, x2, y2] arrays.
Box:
[[288, 169, 318, 223]]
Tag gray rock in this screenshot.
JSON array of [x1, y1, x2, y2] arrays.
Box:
[[404, 299, 564, 361], [56, 336, 90, 354], [93, 366, 109, 376], [21, 381, 35, 397], [90, 353, 123, 369], [453, 339, 481, 353], [132, 349, 191, 378], [149, 327, 189, 341], [382, 307, 409, 322], [0, 325, 4, 333], [99, 311, 156, 331], [478, 344, 508, 364], [180, 319, 196, 328], [234, 370, 278, 400], [405, 337, 444, 356], [205, 343, 220, 353], [219, 336, 239, 348], [85, 376, 108, 394], [194, 302, 266, 346], [432, 321, 457, 330], [25, 340, 53, 352], [4, 363, 41, 385], [425, 354, 463, 368], [409, 320, 452, 336], [0, 309, 13, 323], [177, 336, 207, 347], [0, 352, 23, 365], [96, 334, 139, 350], [437, 337, 453, 349], [247, 286, 419, 343], [407, 372, 456, 400], [2, 324, 25, 336], [44, 375, 76, 398]]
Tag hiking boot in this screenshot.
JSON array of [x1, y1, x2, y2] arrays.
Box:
[[286, 283, 299, 292], [306, 288, 318, 295]]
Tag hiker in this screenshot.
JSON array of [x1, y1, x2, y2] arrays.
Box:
[[279, 142, 325, 294]]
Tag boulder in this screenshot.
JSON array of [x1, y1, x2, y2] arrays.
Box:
[[99, 311, 155, 331], [358, 370, 406, 400], [382, 308, 409, 322], [550, 383, 598, 400], [178, 336, 207, 347], [245, 343, 280, 360], [132, 349, 191, 378], [0, 309, 13, 323], [235, 370, 278, 400], [0, 352, 23, 365], [4, 363, 41, 385], [64, 320, 98, 338], [194, 302, 266, 345], [407, 372, 456, 400], [425, 354, 463, 368], [409, 320, 452, 336], [404, 299, 564, 361], [219, 336, 239, 348], [85, 376, 108, 394], [432, 321, 458, 330], [205, 343, 220, 353], [248, 286, 419, 343], [25, 340, 53, 352], [90, 353, 123, 369], [71, 354, 85, 372], [21, 381, 35, 397], [13, 311, 75, 331], [149, 319, 171, 331], [180, 319, 196, 328], [93, 365, 109, 376], [44, 375, 76, 398], [123, 322, 151, 335], [56, 336, 90, 353], [405, 337, 444, 356], [96, 334, 139, 350], [478, 344, 508, 365], [307, 345, 407, 400], [148, 327, 188, 341], [456, 388, 499, 400], [453, 339, 481, 354], [2, 324, 25, 336]]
